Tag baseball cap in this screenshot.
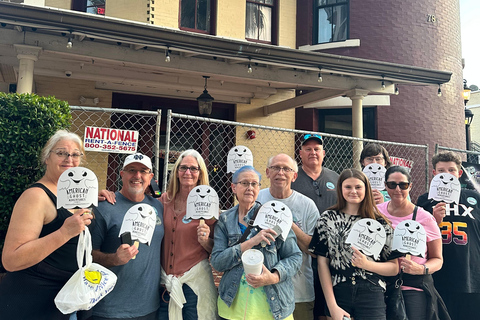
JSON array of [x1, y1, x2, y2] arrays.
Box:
[[123, 153, 152, 170], [301, 134, 323, 146]]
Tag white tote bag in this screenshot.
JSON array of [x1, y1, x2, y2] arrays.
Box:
[[55, 227, 117, 314]]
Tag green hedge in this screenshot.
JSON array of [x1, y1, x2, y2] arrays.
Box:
[[0, 93, 71, 271]]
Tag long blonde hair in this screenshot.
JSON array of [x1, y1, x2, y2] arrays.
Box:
[[165, 149, 209, 201]]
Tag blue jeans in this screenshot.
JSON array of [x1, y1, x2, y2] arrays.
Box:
[[157, 284, 198, 320], [328, 278, 386, 320]]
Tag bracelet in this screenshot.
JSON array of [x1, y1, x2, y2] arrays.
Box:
[[422, 264, 429, 275]]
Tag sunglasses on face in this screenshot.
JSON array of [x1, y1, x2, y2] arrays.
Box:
[[385, 181, 410, 190]]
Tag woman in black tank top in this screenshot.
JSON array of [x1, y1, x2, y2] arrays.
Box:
[[0, 130, 96, 320]]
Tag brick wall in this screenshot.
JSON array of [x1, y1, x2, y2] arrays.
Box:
[[321, 0, 464, 154], [236, 89, 296, 188]]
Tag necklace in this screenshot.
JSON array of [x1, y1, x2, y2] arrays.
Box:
[[173, 198, 186, 215]]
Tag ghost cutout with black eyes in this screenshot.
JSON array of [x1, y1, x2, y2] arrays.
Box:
[[392, 220, 427, 257], [253, 200, 293, 241], [227, 145, 253, 173], [118, 204, 158, 245], [57, 167, 98, 209], [185, 185, 219, 220], [346, 218, 387, 260], [428, 173, 461, 204], [362, 164, 386, 190]]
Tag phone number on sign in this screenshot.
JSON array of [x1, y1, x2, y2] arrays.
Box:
[[84, 143, 136, 152]]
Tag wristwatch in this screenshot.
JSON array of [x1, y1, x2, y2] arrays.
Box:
[[423, 264, 429, 275]]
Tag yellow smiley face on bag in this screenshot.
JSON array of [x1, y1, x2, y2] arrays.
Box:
[[84, 270, 102, 284]]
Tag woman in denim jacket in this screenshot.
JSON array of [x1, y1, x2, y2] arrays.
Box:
[[211, 166, 302, 320]]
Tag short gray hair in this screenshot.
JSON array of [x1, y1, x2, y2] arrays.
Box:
[[41, 130, 84, 165]]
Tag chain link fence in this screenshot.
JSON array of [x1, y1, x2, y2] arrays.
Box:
[[70, 106, 161, 191], [163, 110, 429, 207]]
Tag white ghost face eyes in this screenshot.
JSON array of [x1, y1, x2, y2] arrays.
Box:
[[195, 187, 210, 198], [68, 170, 87, 183], [269, 202, 286, 213]]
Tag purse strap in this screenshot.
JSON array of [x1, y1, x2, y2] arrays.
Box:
[[412, 206, 418, 221], [237, 202, 262, 244]]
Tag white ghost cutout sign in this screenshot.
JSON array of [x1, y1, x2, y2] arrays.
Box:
[[392, 220, 427, 258], [227, 145, 253, 173], [186, 185, 219, 220], [57, 167, 98, 209], [118, 204, 158, 245], [428, 173, 461, 204], [363, 164, 386, 190], [346, 218, 386, 260], [253, 201, 293, 240]]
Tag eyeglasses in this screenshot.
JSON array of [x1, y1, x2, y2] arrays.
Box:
[[313, 181, 322, 197], [235, 181, 261, 188], [385, 181, 410, 190], [365, 156, 384, 162], [178, 165, 200, 173], [303, 134, 322, 141], [52, 150, 83, 160], [268, 166, 295, 173], [124, 168, 151, 175]]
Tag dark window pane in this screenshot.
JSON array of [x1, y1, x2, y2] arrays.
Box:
[[181, 0, 196, 29], [197, 0, 210, 32]]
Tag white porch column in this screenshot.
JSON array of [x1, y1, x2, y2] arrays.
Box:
[[14, 44, 42, 94], [346, 89, 369, 169]]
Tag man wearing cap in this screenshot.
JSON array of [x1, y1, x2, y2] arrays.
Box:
[[90, 153, 164, 320], [291, 134, 339, 320], [257, 153, 320, 320]]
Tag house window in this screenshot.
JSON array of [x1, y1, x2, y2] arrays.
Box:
[[314, 0, 348, 44], [72, 0, 105, 15], [245, 0, 276, 44], [180, 0, 214, 34]]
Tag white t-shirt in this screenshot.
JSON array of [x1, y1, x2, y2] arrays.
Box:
[[257, 188, 320, 303]]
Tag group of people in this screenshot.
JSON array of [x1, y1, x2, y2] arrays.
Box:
[[0, 129, 478, 320]]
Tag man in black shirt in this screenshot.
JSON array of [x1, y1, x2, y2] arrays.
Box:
[[417, 151, 480, 320]]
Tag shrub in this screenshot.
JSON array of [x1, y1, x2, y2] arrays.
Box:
[[0, 93, 71, 272]]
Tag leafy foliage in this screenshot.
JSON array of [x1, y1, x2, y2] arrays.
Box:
[[0, 93, 71, 271]]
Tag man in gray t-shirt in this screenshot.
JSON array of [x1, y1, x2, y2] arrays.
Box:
[[291, 134, 339, 320], [258, 153, 320, 320], [90, 153, 164, 320]]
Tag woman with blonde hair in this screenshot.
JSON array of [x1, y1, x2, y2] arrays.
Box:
[[158, 149, 217, 320]]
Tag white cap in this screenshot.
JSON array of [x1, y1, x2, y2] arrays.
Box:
[[123, 153, 152, 170]]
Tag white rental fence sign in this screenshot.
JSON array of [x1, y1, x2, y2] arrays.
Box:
[[84, 126, 139, 154]]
